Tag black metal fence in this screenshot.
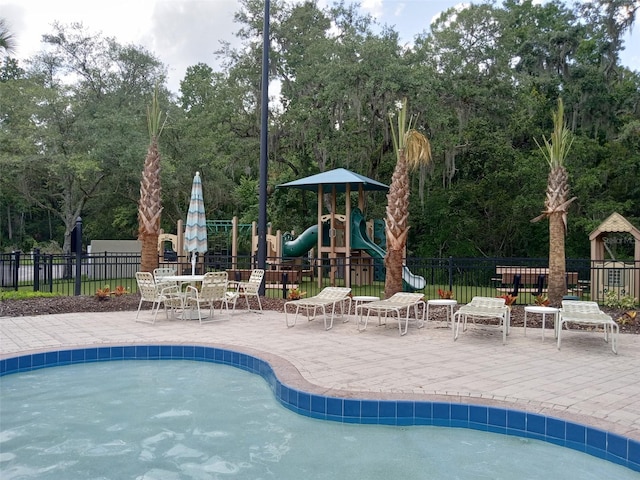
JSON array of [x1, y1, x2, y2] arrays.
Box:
[[1, 250, 638, 306]]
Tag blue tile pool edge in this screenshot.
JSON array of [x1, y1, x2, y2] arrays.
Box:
[[2, 344, 638, 473]]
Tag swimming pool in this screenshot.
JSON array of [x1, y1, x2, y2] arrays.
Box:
[[1, 345, 638, 477]]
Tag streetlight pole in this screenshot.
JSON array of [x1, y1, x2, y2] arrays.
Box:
[[257, 0, 270, 295]]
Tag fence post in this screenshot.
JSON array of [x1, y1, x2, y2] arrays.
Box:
[[282, 272, 289, 299], [33, 248, 40, 292], [12, 250, 20, 291], [448, 256, 454, 291], [75, 217, 82, 296], [47, 254, 53, 293]]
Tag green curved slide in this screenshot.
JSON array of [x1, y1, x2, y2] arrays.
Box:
[[350, 208, 425, 291], [282, 225, 318, 257], [281, 209, 425, 291]]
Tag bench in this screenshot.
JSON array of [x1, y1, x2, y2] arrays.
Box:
[[495, 267, 578, 296]]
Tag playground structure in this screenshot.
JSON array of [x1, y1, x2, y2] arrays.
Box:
[[158, 168, 427, 291], [277, 168, 426, 291], [250, 210, 387, 286]]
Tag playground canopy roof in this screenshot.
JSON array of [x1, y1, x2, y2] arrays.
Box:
[[277, 168, 389, 193]]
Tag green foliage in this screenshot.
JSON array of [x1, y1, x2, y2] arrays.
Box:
[[534, 98, 573, 169], [0, 291, 58, 301], [0, 2, 638, 260], [147, 87, 166, 139], [603, 290, 638, 309]]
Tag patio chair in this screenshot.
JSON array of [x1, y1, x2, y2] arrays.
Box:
[[285, 287, 352, 330], [453, 296, 510, 344], [356, 292, 425, 336], [227, 269, 265, 313], [557, 300, 619, 354], [135, 271, 184, 324], [184, 272, 230, 324], [153, 267, 177, 290]]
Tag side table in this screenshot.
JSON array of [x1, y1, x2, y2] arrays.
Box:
[[426, 299, 457, 328], [352, 296, 380, 317], [523, 305, 559, 341]]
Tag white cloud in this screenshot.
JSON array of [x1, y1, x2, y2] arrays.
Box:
[[393, 2, 406, 18], [361, 0, 384, 20], [0, 0, 240, 93], [146, 0, 238, 91]]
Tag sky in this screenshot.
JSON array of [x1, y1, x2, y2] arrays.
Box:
[[1, 0, 639, 94]]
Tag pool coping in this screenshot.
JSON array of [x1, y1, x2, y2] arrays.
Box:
[[2, 341, 639, 473]]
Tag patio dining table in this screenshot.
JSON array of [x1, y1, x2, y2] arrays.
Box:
[[160, 275, 206, 319], [162, 274, 205, 284]]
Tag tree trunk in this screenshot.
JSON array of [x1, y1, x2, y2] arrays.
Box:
[[138, 138, 162, 273], [548, 211, 567, 306], [6, 204, 11, 240], [384, 248, 404, 298], [140, 232, 159, 273], [384, 150, 410, 298]]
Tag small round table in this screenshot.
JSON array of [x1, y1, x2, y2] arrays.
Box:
[[426, 299, 458, 328], [523, 305, 559, 341], [352, 296, 380, 317]]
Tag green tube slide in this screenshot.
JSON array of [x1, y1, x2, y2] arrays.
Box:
[[282, 225, 319, 257], [351, 208, 425, 291]]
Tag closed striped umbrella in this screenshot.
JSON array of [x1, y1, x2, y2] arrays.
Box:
[[184, 172, 207, 275]]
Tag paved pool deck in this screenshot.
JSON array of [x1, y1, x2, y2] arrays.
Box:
[[2, 308, 639, 441]]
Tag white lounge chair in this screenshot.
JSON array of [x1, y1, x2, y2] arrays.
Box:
[[453, 296, 510, 344], [557, 300, 619, 354], [184, 272, 230, 324], [227, 269, 265, 313], [356, 292, 425, 336], [285, 287, 352, 330], [135, 271, 183, 324]]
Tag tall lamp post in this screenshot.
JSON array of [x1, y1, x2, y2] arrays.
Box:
[[257, 0, 270, 295]]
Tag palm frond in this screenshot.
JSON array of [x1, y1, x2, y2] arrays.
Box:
[[404, 129, 432, 170], [389, 98, 432, 170], [536, 98, 573, 169], [147, 86, 167, 139]]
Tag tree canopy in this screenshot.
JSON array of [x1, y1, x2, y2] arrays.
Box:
[[0, 1, 638, 259]]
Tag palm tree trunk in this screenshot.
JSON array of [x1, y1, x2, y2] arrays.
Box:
[[138, 139, 162, 273], [548, 212, 567, 306], [385, 249, 404, 297], [384, 150, 410, 298], [140, 233, 159, 274]]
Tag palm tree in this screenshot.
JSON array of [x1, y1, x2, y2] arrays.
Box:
[[138, 88, 166, 273], [531, 98, 577, 306], [0, 18, 17, 56], [384, 98, 432, 298]]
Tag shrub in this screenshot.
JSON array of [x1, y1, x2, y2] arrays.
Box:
[[604, 290, 638, 309]]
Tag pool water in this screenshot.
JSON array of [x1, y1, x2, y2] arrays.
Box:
[[0, 361, 637, 479]]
